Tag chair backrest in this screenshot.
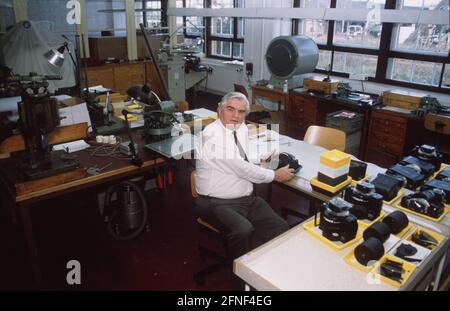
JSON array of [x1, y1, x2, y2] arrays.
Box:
[[234, 84, 249, 98], [190, 170, 198, 198], [304, 125, 346, 151]]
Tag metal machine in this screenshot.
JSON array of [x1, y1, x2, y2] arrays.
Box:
[[265, 35, 319, 89], [7, 73, 79, 179], [157, 43, 208, 101]]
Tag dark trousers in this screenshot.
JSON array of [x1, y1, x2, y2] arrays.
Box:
[[194, 193, 289, 260]]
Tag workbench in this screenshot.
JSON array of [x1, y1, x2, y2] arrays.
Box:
[[0, 131, 167, 289]]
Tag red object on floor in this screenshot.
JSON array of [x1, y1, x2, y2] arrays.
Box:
[[167, 168, 173, 185], [157, 173, 164, 189]]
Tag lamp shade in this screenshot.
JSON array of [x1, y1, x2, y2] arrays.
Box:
[[44, 45, 66, 67]]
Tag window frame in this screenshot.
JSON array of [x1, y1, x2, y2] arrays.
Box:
[[205, 0, 244, 61], [292, 0, 450, 94]]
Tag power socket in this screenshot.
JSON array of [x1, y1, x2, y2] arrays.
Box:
[[245, 62, 253, 77], [119, 141, 139, 156]]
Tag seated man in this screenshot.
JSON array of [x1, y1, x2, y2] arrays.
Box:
[[195, 91, 294, 260]]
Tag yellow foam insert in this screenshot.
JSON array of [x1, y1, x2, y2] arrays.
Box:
[[320, 149, 351, 169], [126, 104, 142, 110], [118, 114, 138, 121]]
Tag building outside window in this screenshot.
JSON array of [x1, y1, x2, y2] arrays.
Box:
[[293, 0, 450, 94]]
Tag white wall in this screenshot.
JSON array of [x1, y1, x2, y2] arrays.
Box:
[[201, 0, 293, 108], [200, 59, 244, 95]]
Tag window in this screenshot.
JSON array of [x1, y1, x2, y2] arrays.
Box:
[[85, 0, 127, 37], [206, 0, 245, 60], [333, 21, 381, 48], [386, 0, 450, 90], [392, 1, 449, 55], [293, 0, 450, 93], [178, 1, 206, 54], [134, 1, 166, 29], [317, 50, 332, 70], [293, 0, 330, 44], [333, 52, 378, 77], [387, 58, 442, 86], [442, 64, 450, 88]]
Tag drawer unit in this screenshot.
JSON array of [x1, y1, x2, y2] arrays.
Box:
[[288, 93, 318, 139], [366, 110, 408, 167]]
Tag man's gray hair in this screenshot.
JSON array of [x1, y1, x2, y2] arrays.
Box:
[[218, 91, 250, 114]]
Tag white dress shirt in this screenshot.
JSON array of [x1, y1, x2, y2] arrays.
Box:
[[195, 119, 275, 199]]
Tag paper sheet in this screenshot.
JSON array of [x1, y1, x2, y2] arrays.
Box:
[[184, 108, 217, 119], [59, 103, 92, 131], [53, 140, 90, 153]]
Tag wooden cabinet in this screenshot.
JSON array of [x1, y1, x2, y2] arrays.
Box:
[[86, 66, 114, 91], [366, 109, 408, 167], [113, 63, 145, 94], [287, 93, 318, 140], [86, 61, 165, 98]]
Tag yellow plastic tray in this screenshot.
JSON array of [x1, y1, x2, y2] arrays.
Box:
[[403, 226, 445, 251], [351, 173, 369, 186], [357, 210, 385, 228], [344, 221, 412, 273], [430, 164, 447, 180], [370, 254, 416, 288], [383, 188, 404, 205], [344, 244, 379, 273], [394, 201, 448, 222], [310, 176, 352, 196], [302, 216, 362, 251], [394, 221, 413, 239]]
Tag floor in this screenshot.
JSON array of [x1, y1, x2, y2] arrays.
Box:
[[0, 91, 311, 291]]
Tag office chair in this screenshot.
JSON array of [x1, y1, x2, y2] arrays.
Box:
[[281, 126, 347, 227], [191, 171, 230, 285], [234, 83, 249, 98]]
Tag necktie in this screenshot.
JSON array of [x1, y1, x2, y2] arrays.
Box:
[[233, 131, 248, 162]]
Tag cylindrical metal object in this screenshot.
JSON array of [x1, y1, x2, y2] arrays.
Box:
[[265, 35, 319, 79], [118, 184, 144, 231]]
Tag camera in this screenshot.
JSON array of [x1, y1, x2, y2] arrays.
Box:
[[435, 168, 450, 183], [400, 188, 446, 219], [369, 173, 404, 201], [399, 156, 436, 179], [409, 144, 442, 173], [386, 164, 425, 190], [344, 181, 383, 221], [421, 179, 450, 204], [319, 197, 358, 243], [276, 152, 302, 174]]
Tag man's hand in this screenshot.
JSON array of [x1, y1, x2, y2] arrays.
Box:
[[274, 165, 295, 182]]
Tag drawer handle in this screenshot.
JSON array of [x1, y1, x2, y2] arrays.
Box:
[[384, 121, 390, 125], [299, 108, 304, 112]]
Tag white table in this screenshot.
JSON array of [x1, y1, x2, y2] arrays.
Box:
[[234, 133, 450, 291]]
